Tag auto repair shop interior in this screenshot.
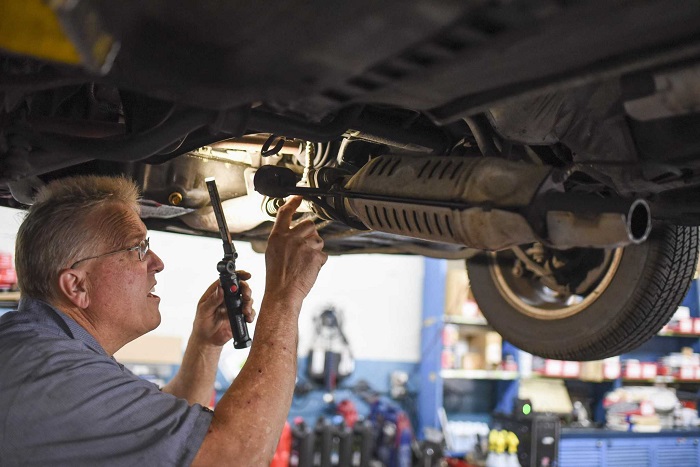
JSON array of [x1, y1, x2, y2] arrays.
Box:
[[3, 203, 700, 467], [5, 1, 700, 466]]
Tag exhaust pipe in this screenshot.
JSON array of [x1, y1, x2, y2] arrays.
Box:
[[337, 155, 651, 250], [254, 155, 652, 250], [534, 194, 651, 249]]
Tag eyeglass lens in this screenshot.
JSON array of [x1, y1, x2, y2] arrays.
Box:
[[139, 238, 150, 261]]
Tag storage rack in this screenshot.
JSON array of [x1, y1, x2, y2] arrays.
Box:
[[417, 258, 700, 466]]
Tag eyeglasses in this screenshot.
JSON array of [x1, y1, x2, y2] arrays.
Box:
[[70, 238, 150, 269]]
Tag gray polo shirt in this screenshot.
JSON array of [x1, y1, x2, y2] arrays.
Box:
[[0, 297, 213, 466]]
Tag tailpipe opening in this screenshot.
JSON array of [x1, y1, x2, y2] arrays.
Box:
[[629, 199, 652, 244]]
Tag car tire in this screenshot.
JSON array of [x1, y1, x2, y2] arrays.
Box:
[[466, 225, 699, 361]]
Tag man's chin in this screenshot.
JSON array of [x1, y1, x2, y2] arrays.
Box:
[[144, 306, 162, 333], [150, 311, 162, 331]]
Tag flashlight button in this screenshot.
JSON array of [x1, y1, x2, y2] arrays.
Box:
[[230, 284, 238, 293]]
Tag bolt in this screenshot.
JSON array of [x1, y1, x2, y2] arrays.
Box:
[[264, 197, 285, 216], [168, 192, 183, 205]]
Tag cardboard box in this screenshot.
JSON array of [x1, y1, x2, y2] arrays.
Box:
[[518, 378, 573, 414], [114, 335, 183, 364], [462, 352, 484, 370], [444, 268, 469, 316], [580, 361, 603, 382], [469, 332, 502, 369]]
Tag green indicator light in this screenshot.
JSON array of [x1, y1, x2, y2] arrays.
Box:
[[522, 403, 532, 415]]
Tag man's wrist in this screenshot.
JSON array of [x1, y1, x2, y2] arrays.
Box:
[[260, 294, 304, 317], [189, 334, 226, 354]]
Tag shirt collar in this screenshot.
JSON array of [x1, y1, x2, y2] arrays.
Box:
[[17, 296, 110, 357]]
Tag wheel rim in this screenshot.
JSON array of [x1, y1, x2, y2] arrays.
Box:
[[489, 245, 624, 320]]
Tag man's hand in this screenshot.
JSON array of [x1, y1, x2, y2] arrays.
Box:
[[192, 196, 328, 466], [191, 274, 255, 347], [163, 275, 254, 404], [264, 196, 328, 304]]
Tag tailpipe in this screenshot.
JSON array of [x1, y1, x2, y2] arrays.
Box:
[[533, 193, 651, 249]]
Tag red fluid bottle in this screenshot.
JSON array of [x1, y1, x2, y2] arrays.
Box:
[[270, 421, 292, 467]]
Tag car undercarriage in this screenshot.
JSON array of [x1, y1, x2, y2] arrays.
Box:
[[2, 0, 700, 360]]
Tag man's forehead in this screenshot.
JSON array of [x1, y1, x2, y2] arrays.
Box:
[[110, 204, 147, 243], [124, 229, 147, 244], [123, 215, 147, 242]]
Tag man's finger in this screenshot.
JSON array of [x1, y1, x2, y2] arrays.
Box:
[[290, 219, 317, 237], [200, 281, 223, 306], [244, 309, 257, 323], [307, 235, 325, 251], [271, 196, 303, 233], [204, 280, 220, 295], [239, 281, 252, 300], [236, 270, 252, 280], [241, 284, 255, 323]]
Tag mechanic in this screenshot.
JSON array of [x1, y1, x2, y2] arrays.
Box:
[[0, 175, 327, 465]]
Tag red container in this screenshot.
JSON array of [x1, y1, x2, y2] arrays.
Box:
[[0, 252, 17, 291], [336, 399, 359, 428], [270, 421, 291, 467]]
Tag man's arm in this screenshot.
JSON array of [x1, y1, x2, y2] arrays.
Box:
[[163, 275, 255, 406], [193, 196, 327, 466], [160, 335, 221, 407]]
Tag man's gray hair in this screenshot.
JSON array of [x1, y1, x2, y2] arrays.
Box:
[[15, 175, 140, 302]]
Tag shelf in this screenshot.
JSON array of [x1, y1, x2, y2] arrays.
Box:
[[441, 369, 519, 380], [0, 291, 20, 303], [657, 330, 700, 338], [443, 322, 700, 336], [524, 373, 700, 384], [443, 315, 492, 329], [621, 375, 700, 384], [526, 374, 616, 383]]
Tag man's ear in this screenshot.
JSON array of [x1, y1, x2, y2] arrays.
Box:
[[58, 269, 90, 309]]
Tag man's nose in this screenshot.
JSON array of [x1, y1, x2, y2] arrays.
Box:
[[148, 249, 165, 272]]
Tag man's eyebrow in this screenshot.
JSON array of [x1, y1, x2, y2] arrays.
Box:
[[125, 231, 147, 245]]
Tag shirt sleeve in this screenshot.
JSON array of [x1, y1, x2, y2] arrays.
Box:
[[1, 336, 214, 466]]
